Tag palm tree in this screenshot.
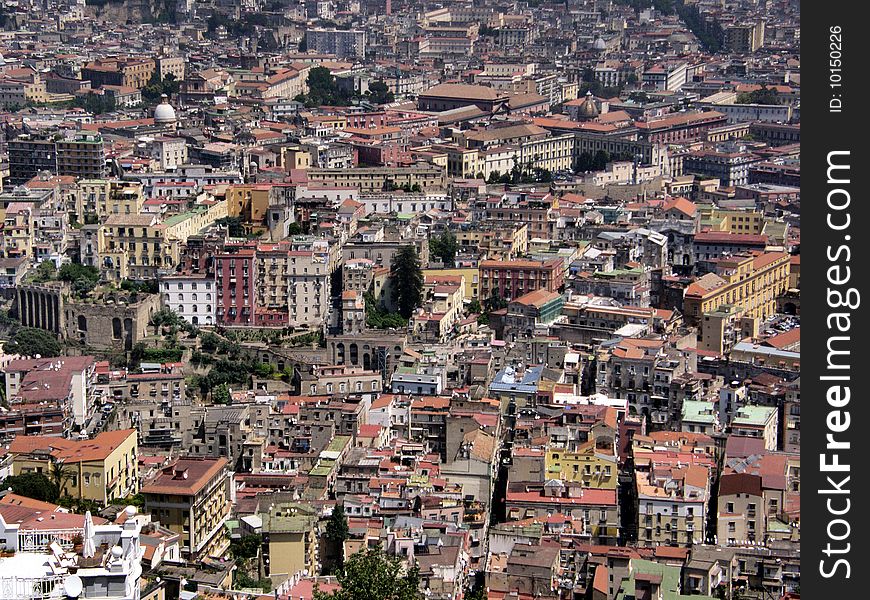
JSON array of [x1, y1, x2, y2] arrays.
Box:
[[49, 459, 76, 499]]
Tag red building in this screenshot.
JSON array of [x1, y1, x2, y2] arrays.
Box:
[[215, 242, 258, 325], [479, 258, 564, 302], [343, 110, 389, 129]]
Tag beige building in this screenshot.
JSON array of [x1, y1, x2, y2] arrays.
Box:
[[142, 457, 230, 560], [699, 304, 758, 355], [718, 473, 765, 544], [259, 502, 319, 586], [307, 164, 447, 193], [256, 241, 331, 328], [637, 464, 710, 547]]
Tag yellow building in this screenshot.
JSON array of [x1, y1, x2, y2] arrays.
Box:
[[307, 164, 447, 193], [422, 267, 480, 300], [1, 204, 34, 259], [142, 457, 230, 560], [259, 502, 319, 585], [9, 429, 138, 505], [545, 439, 618, 489], [700, 207, 765, 235], [282, 146, 312, 170], [440, 145, 481, 179], [684, 252, 790, 324], [226, 184, 273, 223]]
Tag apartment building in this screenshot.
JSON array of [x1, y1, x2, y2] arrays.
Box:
[[255, 241, 330, 328], [683, 252, 790, 324], [82, 58, 156, 89], [150, 137, 188, 170], [141, 457, 230, 559], [308, 28, 367, 57], [306, 164, 447, 193], [259, 502, 320, 586], [479, 258, 564, 302], [505, 481, 619, 545], [636, 464, 710, 547], [717, 473, 765, 544], [101, 213, 177, 279], [4, 355, 96, 429], [215, 242, 257, 326], [160, 273, 216, 326], [9, 429, 138, 505], [6, 133, 99, 186]]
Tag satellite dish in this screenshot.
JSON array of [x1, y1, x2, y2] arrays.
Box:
[[65, 574, 83, 598]]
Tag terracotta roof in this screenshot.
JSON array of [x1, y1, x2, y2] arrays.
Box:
[[141, 457, 227, 496], [9, 429, 136, 463], [663, 197, 697, 216]]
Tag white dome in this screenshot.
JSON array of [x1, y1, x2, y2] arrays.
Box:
[[154, 96, 176, 123]]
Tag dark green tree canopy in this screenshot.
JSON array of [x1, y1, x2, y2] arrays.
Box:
[[5, 327, 62, 358], [390, 245, 424, 320], [366, 80, 395, 105], [2, 472, 60, 503], [314, 547, 423, 600], [429, 232, 458, 267]]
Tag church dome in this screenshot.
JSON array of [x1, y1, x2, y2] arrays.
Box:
[[154, 94, 177, 124], [578, 91, 600, 119]]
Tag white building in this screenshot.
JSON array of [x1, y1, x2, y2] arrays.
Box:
[[150, 137, 188, 170], [358, 192, 451, 215], [161, 273, 216, 326], [0, 506, 145, 600]]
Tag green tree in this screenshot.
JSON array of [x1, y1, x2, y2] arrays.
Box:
[[366, 80, 395, 105], [464, 586, 487, 600], [314, 547, 423, 600], [33, 261, 57, 283], [467, 299, 482, 314], [58, 263, 100, 298], [297, 66, 354, 107], [593, 150, 610, 171], [229, 534, 262, 560], [5, 327, 62, 357], [429, 232, 458, 267], [2, 472, 59, 502], [325, 504, 350, 567], [212, 383, 231, 405], [326, 504, 350, 543], [736, 85, 780, 105], [216, 216, 245, 238], [390, 245, 424, 319], [200, 331, 221, 354], [74, 92, 116, 115], [484, 289, 508, 313]]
